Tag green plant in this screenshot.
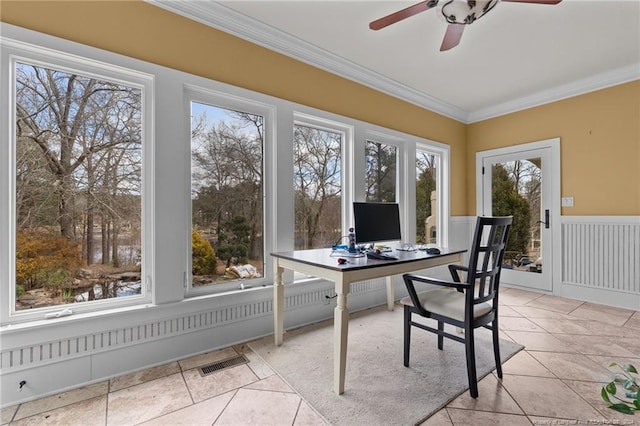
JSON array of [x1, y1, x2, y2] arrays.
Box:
[[191, 231, 217, 275], [601, 362, 640, 415]]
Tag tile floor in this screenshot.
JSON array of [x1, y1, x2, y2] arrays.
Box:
[[1, 287, 639, 425]]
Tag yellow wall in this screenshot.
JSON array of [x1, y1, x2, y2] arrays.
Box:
[[0, 0, 468, 215], [2, 1, 638, 217], [468, 81, 640, 216]]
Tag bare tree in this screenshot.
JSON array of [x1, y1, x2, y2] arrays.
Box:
[[293, 125, 341, 249], [366, 141, 396, 202], [191, 107, 263, 262]]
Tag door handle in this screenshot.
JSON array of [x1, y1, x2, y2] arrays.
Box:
[[538, 209, 550, 229]]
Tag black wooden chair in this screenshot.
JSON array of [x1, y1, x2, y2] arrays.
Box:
[[401, 216, 512, 398]]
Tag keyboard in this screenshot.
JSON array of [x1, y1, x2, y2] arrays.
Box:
[[366, 252, 398, 260]]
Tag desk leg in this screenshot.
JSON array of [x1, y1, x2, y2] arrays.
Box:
[[334, 277, 349, 395], [385, 276, 394, 311], [274, 260, 284, 346]]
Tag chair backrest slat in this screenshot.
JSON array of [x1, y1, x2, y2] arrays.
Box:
[[465, 216, 512, 312]]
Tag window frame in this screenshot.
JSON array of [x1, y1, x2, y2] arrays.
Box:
[[0, 38, 155, 325], [184, 85, 276, 296], [363, 130, 403, 205], [293, 112, 354, 249], [414, 142, 450, 248]]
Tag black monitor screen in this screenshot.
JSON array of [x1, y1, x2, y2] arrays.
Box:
[[353, 202, 401, 244]]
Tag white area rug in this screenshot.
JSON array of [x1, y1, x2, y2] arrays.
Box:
[[249, 304, 523, 425]]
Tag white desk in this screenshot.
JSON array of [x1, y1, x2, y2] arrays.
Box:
[[271, 247, 465, 395]]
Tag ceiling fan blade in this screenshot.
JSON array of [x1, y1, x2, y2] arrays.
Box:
[[440, 24, 465, 51], [502, 0, 562, 4], [369, 1, 437, 31]]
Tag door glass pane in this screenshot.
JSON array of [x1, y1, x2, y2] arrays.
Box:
[[491, 158, 542, 273], [416, 150, 439, 245], [190, 102, 264, 286], [293, 124, 342, 250]]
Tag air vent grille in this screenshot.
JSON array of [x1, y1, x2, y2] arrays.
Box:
[[199, 354, 249, 376]]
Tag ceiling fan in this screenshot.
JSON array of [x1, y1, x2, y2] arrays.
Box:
[[369, 0, 563, 51]]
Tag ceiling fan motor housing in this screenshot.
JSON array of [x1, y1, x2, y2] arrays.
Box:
[[441, 0, 500, 24]]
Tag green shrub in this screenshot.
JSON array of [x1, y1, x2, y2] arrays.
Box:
[[192, 231, 217, 275]]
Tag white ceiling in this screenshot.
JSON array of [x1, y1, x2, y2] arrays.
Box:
[[151, 0, 640, 122]]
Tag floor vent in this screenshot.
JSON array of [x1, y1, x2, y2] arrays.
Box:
[[199, 354, 249, 376]]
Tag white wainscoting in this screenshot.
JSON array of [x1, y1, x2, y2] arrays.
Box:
[[560, 216, 640, 310], [0, 278, 389, 407]]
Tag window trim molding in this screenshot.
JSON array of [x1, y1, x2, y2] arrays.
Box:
[[1, 33, 155, 325], [184, 84, 276, 296]]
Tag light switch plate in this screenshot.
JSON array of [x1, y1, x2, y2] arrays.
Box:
[[561, 196, 574, 207]]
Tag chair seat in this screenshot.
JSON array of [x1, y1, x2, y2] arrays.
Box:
[[400, 288, 492, 322]]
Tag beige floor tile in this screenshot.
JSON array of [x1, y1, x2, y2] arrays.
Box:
[[498, 305, 522, 317], [614, 336, 640, 358], [528, 351, 611, 382], [587, 355, 640, 371], [503, 331, 578, 353], [243, 374, 294, 393], [139, 390, 236, 426], [552, 334, 638, 358], [243, 350, 276, 379], [525, 294, 584, 314], [528, 318, 592, 334], [569, 304, 634, 327], [500, 375, 603, 420], [293, 400, 329, 426], [501, 351, 555, 378], [510, 306, 575, 320], [11, 396, 106, 426], [178, 347, 239, 371], [183, 364, 258, 403], [447, 373, 523, 415], [0, 405, 18, 425], [110, 361, 181, 392], [419, 409, 453, 426], [446, 408, 533, 426], [107, 373, 192, 426], [214, 388, 300, 425], [14, 381, 108, 420], [625, 311, 640, 329], [621, 326, 640, 339], [499, 317, 546, 332], [573, 319, 629, 336], [499, 288, 544, 306]]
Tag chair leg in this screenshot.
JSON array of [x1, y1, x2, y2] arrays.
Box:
[[465, 327, 478, 398], [404, 305, 411, 367], [492, 319, 503, 379], [437, 321, 444, 350]]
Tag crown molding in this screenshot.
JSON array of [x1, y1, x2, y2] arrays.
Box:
[[147, 0, 639, 125], [467, 63, 640, 123], [147, 0, 467, 122]]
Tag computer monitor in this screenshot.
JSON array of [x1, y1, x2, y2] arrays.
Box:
[[353, 202, 402, 245]]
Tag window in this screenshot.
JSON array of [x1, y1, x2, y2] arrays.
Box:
[[190, 101, 264, 287], [293, 123, 343, 250], [416, 149, 440, 244], [365, 140, 397, 202], [7, 56, 152, 319]]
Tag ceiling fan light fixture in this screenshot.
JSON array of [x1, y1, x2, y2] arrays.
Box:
[[441, 0, 500, 25]]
